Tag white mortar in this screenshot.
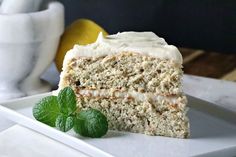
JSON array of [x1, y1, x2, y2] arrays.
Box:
[[0, 2, 64, 100]]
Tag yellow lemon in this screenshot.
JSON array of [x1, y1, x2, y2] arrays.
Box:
[[55, 19, 108, 71]]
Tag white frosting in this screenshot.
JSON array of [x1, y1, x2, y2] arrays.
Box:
[[77, 89, 180, 104], [52, 88, 181, 104], [66, 31, 183, 64]]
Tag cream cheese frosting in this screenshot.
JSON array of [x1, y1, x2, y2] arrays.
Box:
[[77, 89, 183, 104], [65, 31, 183, 64], [52, 89, 183, 105]]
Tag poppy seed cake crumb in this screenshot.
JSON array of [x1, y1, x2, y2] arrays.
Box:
[[76, 95, 189, 138], [59, 52, 183, 95]]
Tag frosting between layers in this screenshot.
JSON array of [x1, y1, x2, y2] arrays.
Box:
[[76, 89, 183, 104], [65, 31, 183, 64], [52, 89, 184, 104]]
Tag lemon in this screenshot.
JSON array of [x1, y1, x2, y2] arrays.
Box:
[[55, 19, 108, 71]]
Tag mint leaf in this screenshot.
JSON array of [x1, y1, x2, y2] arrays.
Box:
[[33, 96, 60, 127], [57, 87, 77, 115], [33, 87, 109, 138], [74, 109, 108, 138], [55, 115, 74, 132]]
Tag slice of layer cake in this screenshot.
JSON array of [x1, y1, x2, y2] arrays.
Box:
[[56, 32, 189, 138]]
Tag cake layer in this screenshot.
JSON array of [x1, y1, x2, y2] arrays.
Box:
[[59, 52, 183, 95], [76, 95, 189, 138]]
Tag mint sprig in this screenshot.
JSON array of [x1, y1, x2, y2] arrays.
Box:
[[32, 87, 108, 138]]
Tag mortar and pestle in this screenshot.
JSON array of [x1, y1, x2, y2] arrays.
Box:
[[0, 0, 64, 100]]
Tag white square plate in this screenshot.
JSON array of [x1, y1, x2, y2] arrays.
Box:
[[0, 125, 89, 157], [0, 93, 236, 157]]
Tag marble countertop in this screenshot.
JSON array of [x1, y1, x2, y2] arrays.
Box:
[[0, 64, 236, 131]]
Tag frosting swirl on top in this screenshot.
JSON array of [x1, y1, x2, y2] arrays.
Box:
[[70, 31, 183, 64]]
